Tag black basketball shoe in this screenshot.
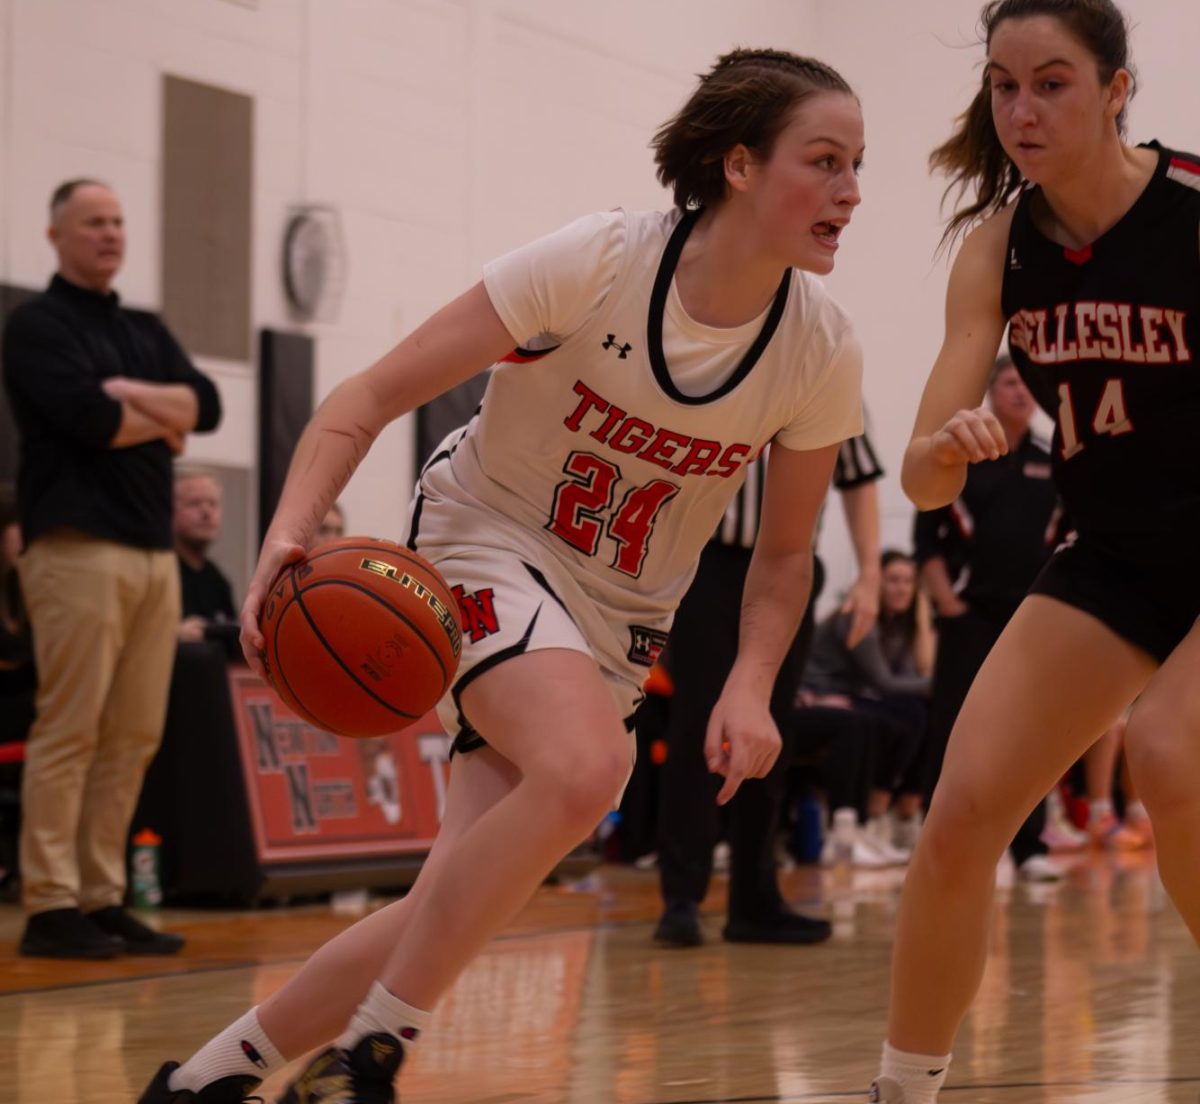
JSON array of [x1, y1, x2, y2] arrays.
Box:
[[136, 1061, 262, 1102], [277, 1033, 405, 1104]]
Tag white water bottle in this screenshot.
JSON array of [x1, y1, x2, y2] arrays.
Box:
[[830, 808, 858, 867]]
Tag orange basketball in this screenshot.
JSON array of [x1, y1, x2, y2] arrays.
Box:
[[259, 537, 463, 738]]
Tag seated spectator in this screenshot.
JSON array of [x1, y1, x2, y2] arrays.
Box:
[[173, 467, 238, 654], [805, 550, 933, 703], [801, 550, 934, 864]]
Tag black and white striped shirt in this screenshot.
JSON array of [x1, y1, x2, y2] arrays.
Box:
[[715, 427, 884, 550]]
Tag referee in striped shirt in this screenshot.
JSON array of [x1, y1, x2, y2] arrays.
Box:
[[653, 427, 885, 947]]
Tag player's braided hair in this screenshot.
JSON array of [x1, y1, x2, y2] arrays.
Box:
[[932, 0, 1136, 246], [653, 48, 856, 211]]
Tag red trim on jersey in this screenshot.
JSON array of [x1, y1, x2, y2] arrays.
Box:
[[1063, 243, 1093, 265], [1169, 155, 1200, 178], [500, 348, 549, 364]]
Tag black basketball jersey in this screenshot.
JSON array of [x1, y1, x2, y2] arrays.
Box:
[[1002, 142, 1200, 563]]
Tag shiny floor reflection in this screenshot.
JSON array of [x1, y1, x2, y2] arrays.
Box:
[[0, 851, 1196, 1102]]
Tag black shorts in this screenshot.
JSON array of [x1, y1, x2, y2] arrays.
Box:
[[1028, 537, 1200, 663]]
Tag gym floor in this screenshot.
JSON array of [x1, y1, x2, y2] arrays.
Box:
[[0, 852, 1196, 1103]]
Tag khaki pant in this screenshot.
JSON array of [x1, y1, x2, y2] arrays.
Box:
[[17, 531, 180, 914]]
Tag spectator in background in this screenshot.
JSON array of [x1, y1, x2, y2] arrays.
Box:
[[806, 550, 934, 704], [652, 431, 884, 948], [802, 549, 934, 863], [314, 501, 346, 545], [173, 467, 239, 654], [1, 179, 221, 959]]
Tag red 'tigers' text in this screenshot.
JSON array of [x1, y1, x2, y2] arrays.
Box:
[[562, 380, 752, 478]]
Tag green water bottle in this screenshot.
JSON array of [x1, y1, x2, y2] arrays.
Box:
[[130, 827, 163, 908]]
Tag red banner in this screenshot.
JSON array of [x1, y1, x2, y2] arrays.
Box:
[[227, 668, 451, 863]]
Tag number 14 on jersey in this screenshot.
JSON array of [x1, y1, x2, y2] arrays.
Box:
[[1057, 378, 1132, 459]]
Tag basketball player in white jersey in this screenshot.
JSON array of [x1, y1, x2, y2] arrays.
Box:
[[139, 48, 866, 1104]]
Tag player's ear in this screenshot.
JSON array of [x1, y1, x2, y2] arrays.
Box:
[[723, 144, 754, 195], [1104, 67, 1133, 122]]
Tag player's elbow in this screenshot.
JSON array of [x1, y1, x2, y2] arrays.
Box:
[[901, 447, 959, 512], [901, 472, 951, 512], [191, 378, 221, 433]]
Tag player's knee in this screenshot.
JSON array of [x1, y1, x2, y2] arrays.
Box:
[[540, 743, 629, 834], [919, 789, 1007, 880], [1125, 703, 1197, 816]]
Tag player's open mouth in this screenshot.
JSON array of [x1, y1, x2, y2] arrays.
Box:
[[813, 221, 845, 247]]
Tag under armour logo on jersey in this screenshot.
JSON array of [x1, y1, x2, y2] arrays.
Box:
[[1009, 247, 1021, 270], [602, 334, 632, 359], [628, 626, 668, 667]]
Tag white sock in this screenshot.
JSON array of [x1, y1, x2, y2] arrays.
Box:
[[879, 1041, 951, 1102], [169, 1008, 285, 1092], [1089, 797, 1114, 824], [1126, 800, 1149, 822], [337, 981, 432, 1054]]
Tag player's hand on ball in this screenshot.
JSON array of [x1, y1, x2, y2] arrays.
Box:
[[930, 406, 1007, 466], [240, 536, 307, 676], [704, 688, 782, 806]]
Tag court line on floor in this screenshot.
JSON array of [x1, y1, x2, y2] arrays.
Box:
[[0, 910, 759, 998], [653, 1077, 1200, 1104], [0, 958, 268, 997]]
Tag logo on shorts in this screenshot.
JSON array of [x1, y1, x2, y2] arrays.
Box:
[[452, 585, 500, 644], [627, 626, 668, 667]]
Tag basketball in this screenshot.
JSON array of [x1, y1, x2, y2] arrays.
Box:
[[259, 537, 463, 738]]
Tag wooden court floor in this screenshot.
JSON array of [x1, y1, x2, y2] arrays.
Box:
[[1, 851, 1197, 1103]]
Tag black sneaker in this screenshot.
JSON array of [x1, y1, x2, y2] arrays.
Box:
[[278, 1033, 405, 1104], [136, 1061, 262, 1103], [18, 907, 123, 959], [652, 898, 703, 948], [722, 907, 832, 945], [87, 905, 186, 955]]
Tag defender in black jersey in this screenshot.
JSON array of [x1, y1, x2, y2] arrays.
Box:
[[1006, 141, 1200, 659], [872, 4, 1200, 1103]]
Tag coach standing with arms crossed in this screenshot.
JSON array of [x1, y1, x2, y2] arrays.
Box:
[[2, 179, 221, 958]]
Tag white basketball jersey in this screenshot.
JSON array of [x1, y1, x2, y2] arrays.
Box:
[[411, 207, 863, 626]]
